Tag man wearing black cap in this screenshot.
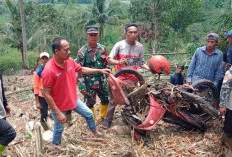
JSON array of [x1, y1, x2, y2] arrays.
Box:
[[76, 25, 109, 123], [219, 29, 232, 147], [187, 33, 223, 86]]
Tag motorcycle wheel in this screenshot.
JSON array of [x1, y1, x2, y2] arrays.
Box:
[[192, 79, 218, 107], [111, 68, 149, 122], [114, 68, 145, 86], [107, 68, 145, 101], [188, 79, 218, 122]]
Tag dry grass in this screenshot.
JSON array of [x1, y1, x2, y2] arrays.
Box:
[[2, 75, 230, 157]]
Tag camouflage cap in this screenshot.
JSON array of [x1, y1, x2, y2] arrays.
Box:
[[86, 25, 99, 34]]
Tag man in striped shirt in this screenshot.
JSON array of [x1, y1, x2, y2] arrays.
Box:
[[187, 33, 223, 87]]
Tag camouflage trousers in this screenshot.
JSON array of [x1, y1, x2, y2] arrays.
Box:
[[85, 85, 109, 108]]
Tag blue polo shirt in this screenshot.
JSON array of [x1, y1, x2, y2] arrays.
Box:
[[187, 46, 223, 86]]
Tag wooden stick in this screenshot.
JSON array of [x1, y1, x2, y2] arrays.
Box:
[[35, 124, 44, 157], [5, 87, 33, 96]]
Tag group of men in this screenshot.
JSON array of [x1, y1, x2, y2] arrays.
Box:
[[1, 23, 232, 155]]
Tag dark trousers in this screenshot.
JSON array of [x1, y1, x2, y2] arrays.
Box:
[[224, 108, 232, 137], [0, 118, 16, 146], [39, 97, 48, 122]]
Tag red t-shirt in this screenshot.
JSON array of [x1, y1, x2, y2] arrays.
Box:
[[42, 57, 82, 111]]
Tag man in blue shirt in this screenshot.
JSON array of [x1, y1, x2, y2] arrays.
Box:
[[170, 64, 184, 85], [223, 29, 232, 70], [187, 33, 223, 87]]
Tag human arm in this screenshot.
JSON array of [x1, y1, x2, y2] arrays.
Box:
[[219, 69, 232, 115], [140, 64, 150, 71], [108, 58, 128, 65], [0, 72, 9, 113], [108, 42, 128, 65], [214, 53, 223, 86], [42, 87, 66, 124], [81, 67, 111, 75], [0, 73, 7, 106], [186, 50, 198, 84], [34, 72, 42, 109]]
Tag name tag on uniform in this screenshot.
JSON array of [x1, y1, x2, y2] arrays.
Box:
[[125, 57, 144, 66]]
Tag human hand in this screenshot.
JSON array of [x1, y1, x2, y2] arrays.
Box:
[[57, 112, 67, 124], [226, 63, 231, 70], [100, 69, 111, 75], [219, 107, 227, 116], [36, 102, 42, 110], [118, 58, 128, 65], [5, 106, 11, 114], [80, 90, 87, 96], [183, 83, 195, 91]]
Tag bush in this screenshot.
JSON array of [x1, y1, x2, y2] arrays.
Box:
[[0, 44, 39, 75]]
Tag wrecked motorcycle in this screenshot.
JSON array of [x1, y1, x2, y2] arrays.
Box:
[[108, 68, 219, 143]]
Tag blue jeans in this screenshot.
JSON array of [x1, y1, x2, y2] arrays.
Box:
[[51, 99, 96, 145]]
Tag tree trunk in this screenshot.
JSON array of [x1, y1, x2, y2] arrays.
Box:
[[152, 0, 160, 54], [19, 0, 29, 69]]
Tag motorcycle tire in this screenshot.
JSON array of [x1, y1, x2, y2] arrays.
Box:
[[113, 68, 148, 130], [107, 68, 145, 101], [113, 68, 145, 85], [192, 79, 218, 107]]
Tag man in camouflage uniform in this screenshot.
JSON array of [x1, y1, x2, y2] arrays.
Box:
[[219, 29, 232, 147], [76, 25, 109, 123]]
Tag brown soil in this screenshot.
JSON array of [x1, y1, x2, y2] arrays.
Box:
[[1, 75, 230, 157]]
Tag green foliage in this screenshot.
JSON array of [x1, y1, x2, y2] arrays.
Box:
[[103, 24, 124, 52], [0, 0, 232, 74], [160, 31, 184, 52], [129, 0, 152, 22], [0, 4, 6, 14], [185, 23, 206, 43], [163, 0, 201, 31], [0, 14, 7, 24], [108, 1, 129, 20], [216, 0, 232, 30], [185, 43, 200, 57], [0, 42, 38, 74]]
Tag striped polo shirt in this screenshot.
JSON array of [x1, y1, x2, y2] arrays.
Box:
[[187, 46, 223, 86]]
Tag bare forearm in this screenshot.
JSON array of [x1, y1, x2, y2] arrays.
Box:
[[81, 67, 101, 74], [108, 58, 119, 65], [43, 91, 61, 114], [140, 64, 150, 71], [35, 96, 39, 103]]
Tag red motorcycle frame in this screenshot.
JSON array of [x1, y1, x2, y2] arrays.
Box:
[[108, 68, 219, 143]]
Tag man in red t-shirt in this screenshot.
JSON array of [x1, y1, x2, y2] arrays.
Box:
[[42, 37, 111, 145]]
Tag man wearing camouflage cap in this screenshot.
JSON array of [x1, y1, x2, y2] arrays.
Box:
[[76, 25, 109, 123], [187, 33, 223, 86]]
